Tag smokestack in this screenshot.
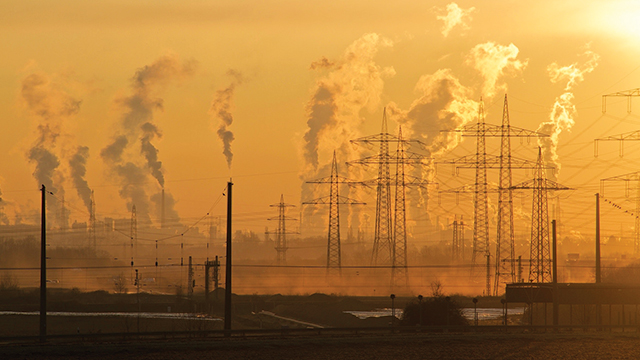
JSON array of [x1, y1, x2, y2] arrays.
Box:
[[161, 188, 165, 229]]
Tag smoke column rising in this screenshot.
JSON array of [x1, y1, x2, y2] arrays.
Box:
[[210, 70, 243, 169], [69, 145, 92, 212], [21, 72, 81, 226], [538, 48, 599, 176], [300, 33, 394, 235], [101, 54, 195, 223]]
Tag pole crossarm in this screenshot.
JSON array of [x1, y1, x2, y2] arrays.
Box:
[[439, 183, 500, 194], [442, 123, 549, 138], [602, 88, 640, 113], [510, 179, 573, 191], [350, 133, 427, 149], [438, 154, 550, 171], [346, 151, 432, 167], [594, 130, 640, 157], [303, 195, 365, 206], [358, 175, 436, 189], [600, 171, 640, 197]]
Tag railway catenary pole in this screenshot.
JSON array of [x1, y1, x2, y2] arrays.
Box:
[[224, 180, 233, 335]]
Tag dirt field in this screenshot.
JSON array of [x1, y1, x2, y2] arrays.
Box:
[[3, 332, 640, 360]]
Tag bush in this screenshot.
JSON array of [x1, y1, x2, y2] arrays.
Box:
[[400, 296, 468, 327]]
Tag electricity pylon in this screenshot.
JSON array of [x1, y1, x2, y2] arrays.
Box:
[[130, 205, 137, 267], [267, 194, 298, 265], [349, 111, 431, 270], [451, 215, 465, 261], [600, 171, 640, 254], [602, 88, 640, 114], [89, 190, 97, 250], [511, 147, 572, 283], [304, 151, 364, 273], [440, 96, 548, 295]]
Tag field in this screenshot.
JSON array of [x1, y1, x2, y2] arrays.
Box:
[[3, 332, 640, 359]]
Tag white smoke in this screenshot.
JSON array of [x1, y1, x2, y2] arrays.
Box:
[[466, 42, 528, 99], [538, 47, 599, 176], [300, 33, 394, 235], [437, 3, 475, 37]]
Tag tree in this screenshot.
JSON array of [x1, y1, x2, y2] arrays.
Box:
[[113, 273, 128, 294]]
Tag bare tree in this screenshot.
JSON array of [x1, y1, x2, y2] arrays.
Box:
[[113, 273, 128, 294]]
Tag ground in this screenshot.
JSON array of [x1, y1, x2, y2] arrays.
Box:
[[3, 332, 640, 360]]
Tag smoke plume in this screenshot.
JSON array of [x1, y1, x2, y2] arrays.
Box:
[[437, 3, 475, 37], [387, 69, 478, 157], [69, 145, 92, 212], [101, 54, 195, 223], [302, 32, 394, 175], [466, 42, 528, 99], [210, 70, 243, 169], [300, 33, 394, 235], [21, 72, 81, 227], [537, 47, 599, 176]]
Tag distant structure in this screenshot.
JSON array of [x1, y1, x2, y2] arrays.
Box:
[[512, 148, 571, 283], [601, 171, 640, 254], [267, 194, 298, 265], [451, 215, 465, 261], [305, 151, 363, 274], [130, 205, 137, 267], [89, 190, 97, 249]]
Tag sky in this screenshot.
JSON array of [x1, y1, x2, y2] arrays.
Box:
[[1, 0, 640, 246]]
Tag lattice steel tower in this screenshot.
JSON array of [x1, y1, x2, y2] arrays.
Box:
[[494, 95, 515, 294], [601, 172, 640, 254], [392, 127, 408, 286], [89, 190, 97, 250], [268, 194, 297, 265], [512, 148, 571, 282], [305, 151, 364, 273], [130, 205, 137, 267]]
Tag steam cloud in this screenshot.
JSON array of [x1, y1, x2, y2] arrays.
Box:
[[466, 42, 528, 99], [387, 69, 478, 157], [210, 70, 243, 169], [69, 145, 92, 212], [302, 32, 395, 175], [101, 54, 195, 223], [437, 3, 475, 37], [22, 72, 81, 227], [300, 33, 395, 236], [537, 47, 599, 176]]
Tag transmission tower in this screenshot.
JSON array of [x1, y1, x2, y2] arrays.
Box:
[[439, 96, 547, 295], [130, 205, 137, 267], [392, 127, 408, 286], [451, 215, 465, 261], [602, 88, 640, 114], [267, 194, 298, 265], [89, 190, 97, 250], [511, 147, 571, 283], [349, 111, 432, 270], [304, 151, 364, 274], [601, 171, 640, 254]]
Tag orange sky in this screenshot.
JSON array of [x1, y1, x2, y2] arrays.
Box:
[[1, 0, 640, 248]]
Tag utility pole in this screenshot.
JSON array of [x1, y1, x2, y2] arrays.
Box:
[[40, 185, 47, 343], [89, 190, 96, 250], [224, 180, 233, 335]]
